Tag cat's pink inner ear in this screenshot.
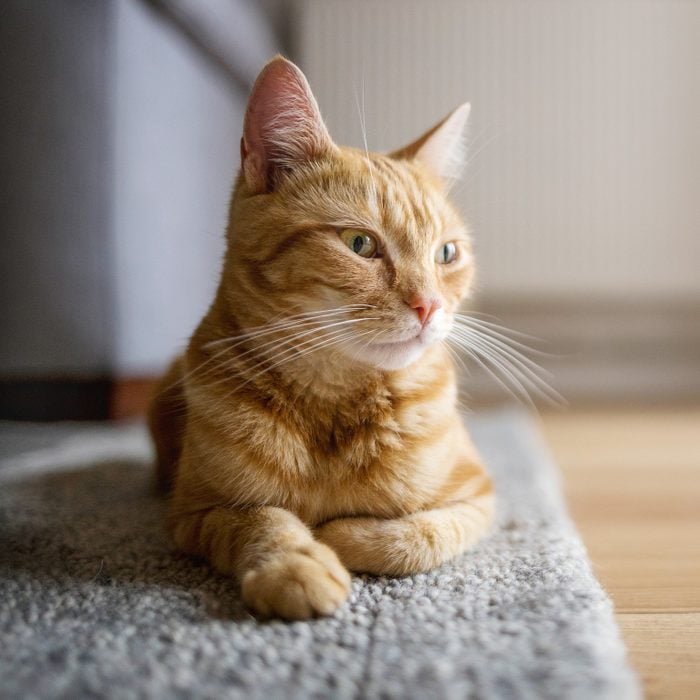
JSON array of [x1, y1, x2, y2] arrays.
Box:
[[391, 103, 471, 181], [241, 56, 334, 194]]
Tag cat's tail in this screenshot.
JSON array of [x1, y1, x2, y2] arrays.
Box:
[[147, 355, 187, 493]]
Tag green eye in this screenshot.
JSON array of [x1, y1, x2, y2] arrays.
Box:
[[340, 229, 378, 258], [436, 242, 457, 264]]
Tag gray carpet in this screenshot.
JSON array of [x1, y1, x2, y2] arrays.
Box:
[[0, 412, 640, 699]]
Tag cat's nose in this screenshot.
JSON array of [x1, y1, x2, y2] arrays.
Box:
[[408, 295, 442, 326]]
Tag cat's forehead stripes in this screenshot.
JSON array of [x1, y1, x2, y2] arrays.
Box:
[[286, 175, 381, 233], [278, 148, 464, 271], [324, 151, 450, 257], [370, 155, 439, 235]]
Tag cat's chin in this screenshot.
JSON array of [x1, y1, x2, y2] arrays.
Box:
[[343, 336, 431, 371]]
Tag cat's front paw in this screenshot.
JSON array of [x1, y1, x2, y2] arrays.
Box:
[[241, 541, 351, 620]]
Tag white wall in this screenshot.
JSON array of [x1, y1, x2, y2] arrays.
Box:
[[0, 1, 114, 376], [0, 0, 279, 380], [111, 0, 243, 375], [296, 0, 700, 303]]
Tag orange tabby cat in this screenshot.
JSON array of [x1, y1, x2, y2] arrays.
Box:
[[149, 56, 494, 620]]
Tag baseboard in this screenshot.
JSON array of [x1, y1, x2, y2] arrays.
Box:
[[0, 378, 113, 421], [460, 298, 700, 404], [110, 377, 158, 420], [0, 377, 158, 421]]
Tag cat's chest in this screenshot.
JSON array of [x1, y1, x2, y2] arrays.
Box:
[[249, 396, 402, 474], [237, 393, 447, 522]]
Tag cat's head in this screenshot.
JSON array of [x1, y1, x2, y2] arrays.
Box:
[[225, 56, 474, 372]]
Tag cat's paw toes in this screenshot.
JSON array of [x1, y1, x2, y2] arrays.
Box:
[[241, 541, 351, 620]]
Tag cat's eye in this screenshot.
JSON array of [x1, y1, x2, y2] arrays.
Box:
[[340, 229, 378, 258], [436, 242, 458, 264]]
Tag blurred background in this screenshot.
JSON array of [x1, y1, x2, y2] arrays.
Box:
[[2, 5, 699, 691], [1, 0, 699, 419]]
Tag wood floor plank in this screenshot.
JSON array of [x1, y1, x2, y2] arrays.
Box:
[[539, 409, 700, 699], [618, 613, 700, 700]]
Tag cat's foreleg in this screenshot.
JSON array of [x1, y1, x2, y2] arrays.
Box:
[[315, 494, 494, 576], [170, 505, 351, 619]]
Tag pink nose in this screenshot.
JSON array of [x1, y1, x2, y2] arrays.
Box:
[[408, 295, 442, 326]]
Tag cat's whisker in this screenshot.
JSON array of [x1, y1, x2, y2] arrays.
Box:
[[443, 338, 470, 378], [155, 322, 379, 420], [151, 343, 237, 403], [453, 331, 536, 406], [198, 322, 374, 391], [204, 305, 374, 349], [217, 303, 371, 336], [444, 125, 496, 196], [442, 341, 474, 414], [367, 328, 389, 347], [454, 312, 551, 349], [459, 134, 501, 189], [160, 306, 376, 399], [267, 326, 367, 367], [452, 320, 565, 405], [179, 312, 360, 387], [466, 333, 559, 399], [348, 327, 388, 361], [353, 83, 379, 212], [234, 328, 375, 392], [451, 327, 557, 406], [449, 322, 564, 406], [453, 326, 552, 392], [222, 317, 379, 366], [202, 322, 373, 393], [448, 333, 531, 406], [454, 313, 550, 364], [453, 319, 555, 377], [285, 328, 376, 367], [199, 338, 325, 393]]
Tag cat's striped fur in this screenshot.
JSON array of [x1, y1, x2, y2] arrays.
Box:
[[149, 56, 494, 620]]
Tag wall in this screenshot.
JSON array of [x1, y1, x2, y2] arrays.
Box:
[[0, 1, 114, 376], [294, 0, 700, 400], [111, 0, 243, 375], [0, 0, 278, 381], [296, 0, 700, 302]]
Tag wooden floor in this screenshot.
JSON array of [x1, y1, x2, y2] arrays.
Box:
[[539, 409, 700, 700]]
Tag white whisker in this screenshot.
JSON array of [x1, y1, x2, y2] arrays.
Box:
[[227, 316, 379, 365], [443, 338, 470, 378], [451, 328, 539, 406], [184, 307, 372, 388], [353, 79, 378, 210], [442, 340, 473, 414], [204, 304, 374, 349], [201, 319, 371, 394], [448, 318, 565, 407], [235, 328, 375, 392], [449, 332, 530, 405], [454, 320, 555, 378], [162, 305, 375, 397], [348, 327, 388, 362], [454, 321, 564, 404], [454, 312, 550, 349]]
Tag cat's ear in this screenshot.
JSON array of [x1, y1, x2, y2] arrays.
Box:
[[241, 55, 334, 194], [390, 103, 471, 181]]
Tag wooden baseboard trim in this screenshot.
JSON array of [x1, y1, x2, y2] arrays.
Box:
[[0, 378, 113, 421], [465, 298, 700, 403], [110, 377, 158, 420]]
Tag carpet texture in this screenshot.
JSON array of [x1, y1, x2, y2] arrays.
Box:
[[0, 412, 640, 699]]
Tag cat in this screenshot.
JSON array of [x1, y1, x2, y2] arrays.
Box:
[[148, 56, 494, 620]]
